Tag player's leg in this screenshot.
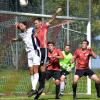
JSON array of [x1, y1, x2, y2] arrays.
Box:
[[53, 70, 61, 99], [37, 48, 48, 94], [60, 70, 69, 96], [34, 64, 46, 100], [55, 79, 60, 99], [88, 69, 100, 97], [60, 74, 65, 96], [34, 70, 51, 100], [38, 64, 46, 91], [27, 51, 40, 97], [72, 75, 79, 100], [27, 66, 39, 97], [94, 76, 100, 98], [72, 70, 83, 100]]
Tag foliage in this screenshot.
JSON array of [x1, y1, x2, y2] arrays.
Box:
[[44, 0, 100, 55]]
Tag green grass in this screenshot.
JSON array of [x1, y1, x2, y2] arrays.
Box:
[[0, 69, 99, 100], [0, 94, 100, 100]]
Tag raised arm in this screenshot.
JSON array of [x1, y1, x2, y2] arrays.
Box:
[[70, 50, 78, 64], [52, 49, 64, 59], [46, 8, 62, 26], [70, 56, 76, 64], [91, 51, 97, 59], [87, 47, 97, 59], [12, 37, 22, 42], [90, 49, 97, 59]]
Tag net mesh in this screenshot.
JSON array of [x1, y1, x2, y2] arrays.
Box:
[[0, 0, 90, 96], [0, 13, 88, 95]]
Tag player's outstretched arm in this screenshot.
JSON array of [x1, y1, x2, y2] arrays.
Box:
[[46, 7, 62, 26], [70, 57, 75, 64], [91, 49, 97, 59], [87, 47, 97, 59], [12, 38, 22, 42]]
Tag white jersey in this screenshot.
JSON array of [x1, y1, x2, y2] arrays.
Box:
[[19, 27, 36, 52], [19, 27, 41, 66]]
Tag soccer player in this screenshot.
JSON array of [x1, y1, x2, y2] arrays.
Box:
[[12, 22, 41, 97], [59, 45, 74, 96], [46, 41, 64, 99], [71, 40, 100, 100], [33, 8, 62, 99]]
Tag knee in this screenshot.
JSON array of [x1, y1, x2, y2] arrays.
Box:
[[34, 68, 39, 74], [60, 76, 65, 82], [55, 80, 60, 85], [29, 68, 34, 75], [95, 79, 100, 84], [91, 74, 100, 84], [40, 65, 46, 72], [60, 78, 65, 82], [73, 75, 79, 85], [73, 80, 78, 85]]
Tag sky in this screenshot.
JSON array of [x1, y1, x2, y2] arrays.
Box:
[[91, 58, 100, 68], [92, 35, 100, 68]]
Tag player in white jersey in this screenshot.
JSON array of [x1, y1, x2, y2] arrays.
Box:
[[12, 22, 41, 97]]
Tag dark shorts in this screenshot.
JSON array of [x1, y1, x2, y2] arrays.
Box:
[[75, 68, 95, 77], [61, 70, 70, 76], [40, 48, 48, 65], [46, 70, 61, 80]]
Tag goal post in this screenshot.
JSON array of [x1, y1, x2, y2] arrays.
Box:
[[87, 21, 91, 95], [87, 0, 92, 95]]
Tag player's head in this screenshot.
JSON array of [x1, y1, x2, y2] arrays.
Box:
[[16, 22, 27, 32], [82, 39, 89, 49], [48, 41, 55, 52], [33, 17, 42, 28], [65, 44, 70, 52]]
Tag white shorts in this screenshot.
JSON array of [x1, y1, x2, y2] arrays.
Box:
[[27, 50, 41, 67]]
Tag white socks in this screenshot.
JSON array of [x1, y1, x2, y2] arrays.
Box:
[[31, 73, 39, 90], [60, 81, 65, 94]]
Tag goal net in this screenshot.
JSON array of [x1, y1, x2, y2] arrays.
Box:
[[0, 0, 91, 96], [47, 20, 88, 94], [0, 13, 90, 95]]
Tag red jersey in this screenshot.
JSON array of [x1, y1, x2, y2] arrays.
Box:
[[36, 24, 48, 48], [74, 48, 92, 69], [47, 48, 63, 71]]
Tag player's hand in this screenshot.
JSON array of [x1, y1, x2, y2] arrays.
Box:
[[52, 54, 58, 58], [87, 47, 92, 51], [15, 23, 19, 28], [67, 68, 72, 72], [70, 59, 74, 64], [56, 8, 62, 14], [34, 29, 40, 37], [12, 38, 17, 42]]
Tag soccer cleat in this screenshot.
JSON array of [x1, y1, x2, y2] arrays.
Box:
[[34, 94, 40, 100], [73, 93, 77, 100], [34, 88, 44, 99], [73, 95, 77, 100], [73, 96, 77, 100], [55, 95, 60, 99], [27, 89, 37, 97], [59, 92, 64, 96], [95, 83, 100, 97]]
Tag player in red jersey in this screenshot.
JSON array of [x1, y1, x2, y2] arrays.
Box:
[[71, 40, 100, 100], [34, 41, 64, 99], [33, 8, 62, 99], [46, 41, 64, 99]]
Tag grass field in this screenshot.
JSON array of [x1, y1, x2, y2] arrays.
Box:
[[0, 94, 100, 100], [0, 69, 99, 100]]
